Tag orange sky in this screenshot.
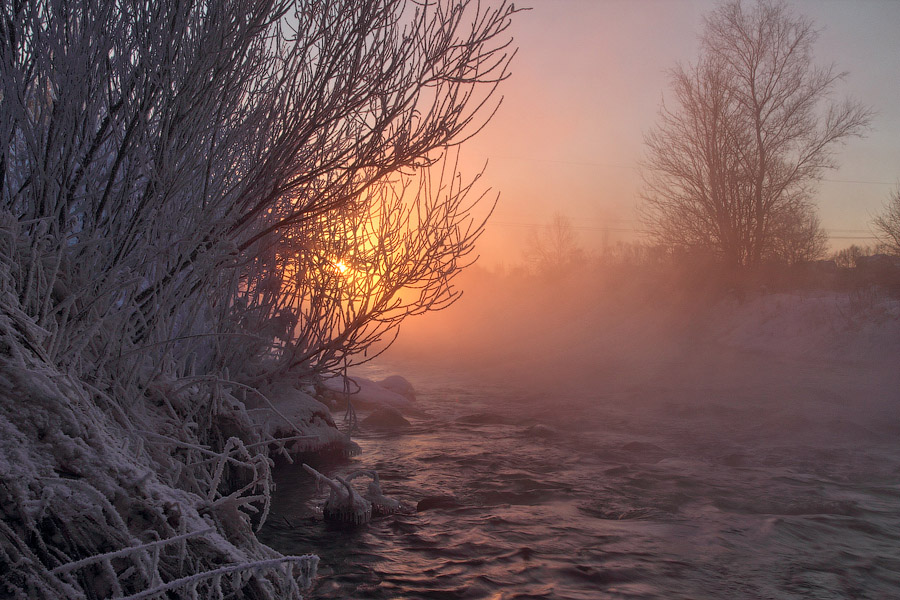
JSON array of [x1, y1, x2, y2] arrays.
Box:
[[458, 0, 900, 267]]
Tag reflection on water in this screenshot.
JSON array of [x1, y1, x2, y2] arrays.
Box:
[[259, 353, 900, 599]]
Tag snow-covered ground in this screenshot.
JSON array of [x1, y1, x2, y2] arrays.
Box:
[[707, 291, 900, 361], [320, 374, 417, 412]]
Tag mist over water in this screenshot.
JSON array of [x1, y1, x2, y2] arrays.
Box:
[[262, 268, 900, 598]]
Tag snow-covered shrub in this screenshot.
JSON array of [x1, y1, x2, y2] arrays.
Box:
[[0, 319, 317, 599], [1, 0, 516, 596]]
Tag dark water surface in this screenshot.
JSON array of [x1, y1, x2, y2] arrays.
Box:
[[259, 351, 900, 599]]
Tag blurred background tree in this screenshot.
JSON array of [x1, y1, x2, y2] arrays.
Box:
[[872, 186, 900, 255], [523, 213, 585, 277], [641, 0, 870, 269]]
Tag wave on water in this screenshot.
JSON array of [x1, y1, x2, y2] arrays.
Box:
[[260, 359, 900, 599]]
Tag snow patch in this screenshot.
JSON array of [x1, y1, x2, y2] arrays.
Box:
[[708, 292, 900, 361], [247, 384, 350, 455], [375, 375, 416, 402], [322, 374, 416, 411]]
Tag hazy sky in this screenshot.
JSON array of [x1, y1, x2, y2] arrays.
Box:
[[460, 0, 900, 266]]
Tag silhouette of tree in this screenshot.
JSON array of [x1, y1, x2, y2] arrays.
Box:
[[831, 244, 873, 269], [641, 0, 870, 269], [765, 204, 828, 265], [872, 186, 900, 255]]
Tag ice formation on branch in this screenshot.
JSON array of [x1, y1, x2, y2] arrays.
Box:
[[302, 464, 404, 525]]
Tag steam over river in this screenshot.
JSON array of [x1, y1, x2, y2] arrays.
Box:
[[260, 346, 900, 599]]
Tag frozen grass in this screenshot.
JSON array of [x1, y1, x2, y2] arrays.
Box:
[[0, 307, 325, 599]]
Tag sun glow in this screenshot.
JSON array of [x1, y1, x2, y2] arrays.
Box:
[[333, 259, 349, 275]]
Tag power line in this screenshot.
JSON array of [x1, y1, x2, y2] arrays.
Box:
[[485, 154, 896, 186], [488, 220, 878, 241], [491, 220, 875, 233], [489, 155, 639, 170], [821, 178, 895, 186], [489, 221, 640, 233]]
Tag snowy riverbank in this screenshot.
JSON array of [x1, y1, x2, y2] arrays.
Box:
[[0, 324, 417, 599], [0, 349, 330, 598], [705, 291, 900, 362], [381, 283, 900, 389]]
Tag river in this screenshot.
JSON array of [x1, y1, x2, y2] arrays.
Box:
[[259, 345, 900, 599]]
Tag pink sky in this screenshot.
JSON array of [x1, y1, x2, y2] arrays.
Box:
[[459, 0, 900, 266]]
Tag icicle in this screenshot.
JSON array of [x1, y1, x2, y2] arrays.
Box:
[[364, 480, 402, 517], [340, 356, 357, 433], [302, 464, 371, 525], [344, 438, 362, 457], [328, 476, 373, 525], [302, 465, 406, 524]]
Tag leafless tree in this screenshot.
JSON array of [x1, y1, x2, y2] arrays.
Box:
[[830, 244, 874, 269], [0, 1, 518, 597], [524, 213, 584, 276], [641, 0, 870, 269], [1, 0, 517, 381], [872, 186, 900, 255]]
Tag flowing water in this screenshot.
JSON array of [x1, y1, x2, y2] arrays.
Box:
[[259, 349, 900, 599]]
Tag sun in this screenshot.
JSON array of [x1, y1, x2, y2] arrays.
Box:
[[333, 259, 349, 275]]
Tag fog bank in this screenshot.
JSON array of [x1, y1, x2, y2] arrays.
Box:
[[374, 265, 900, 438]]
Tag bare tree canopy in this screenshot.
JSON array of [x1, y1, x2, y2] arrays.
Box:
[[872, 186, 900, 255], [641, 0, 870, 268], [1, 0, 519, 380], [0, 2, 520, 597]]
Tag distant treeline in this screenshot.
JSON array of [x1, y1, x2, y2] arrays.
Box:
[[495, 238, 900, 301]]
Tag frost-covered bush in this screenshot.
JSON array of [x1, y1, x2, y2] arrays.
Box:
[[0, 303, 318, 599], [1, 0, 515, 388], [0, 0, 516, 597]]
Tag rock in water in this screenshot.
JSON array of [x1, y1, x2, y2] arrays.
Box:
[[321, 375, 414, 410], [376, 375, 416, 402], [362, 406, 411, 430], [455, 412, 513, 425], [416, 495, 461, 512], [525, 423, 559, 438]]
